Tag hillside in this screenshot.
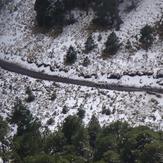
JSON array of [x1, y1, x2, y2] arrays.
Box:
[[0, 0, 163, 132]]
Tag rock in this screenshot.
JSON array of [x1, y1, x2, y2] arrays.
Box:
[[156, 69, 163, 78], [62, 106, 69, 114], [109, 73, 121, 79], [102, 106, 111, 115], [157, 79, 163, 85]]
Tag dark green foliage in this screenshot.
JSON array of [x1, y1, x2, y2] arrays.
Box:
[[62, 115, 82, 143], [62, 106, 69, 114], [65, 46, 77, 65], [85, 35, 96, 53], [10, 100, 40, 136], [50, 91, 57, 101], [10, 101, 42, 162], [0, 117, 9, 162], [65, 13, 77, 25], [77, 108, 85, 119], [101, 106, 111, 115], [12, 132, 42, 162], [93, 0, 122, 30], [24, 154, 57, 163], [25, 87, 35, 103], [139, 25, 154, 50], [0, 117, 8, 141], [34, 0, 123, 30], [103, 150, 120, 163], [156, 17, 163, 39], [120, 126, 163, 163], [103, 32, 120, 57], [34, 0, 51, 27], [10, 100, 33, 135], [98, 34, 102, 41], [88, 115, 101, 148], [34, 0, 92, 28], [35, 0, 65, 27], [0, 0, 7, 9], [46, 118, 54, 125], [44, 131, 66, 154], [4, 112, 163, 163]]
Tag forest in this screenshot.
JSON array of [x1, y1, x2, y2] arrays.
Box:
[[0, 100, 163, 163], [34, 0, 155, 61], [34, 0, 139, 29]]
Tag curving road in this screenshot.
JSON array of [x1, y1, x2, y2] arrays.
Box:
[[0, 59, 163, 94]]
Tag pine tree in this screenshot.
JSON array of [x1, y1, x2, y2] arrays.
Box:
[[103, 32, 120, 57], [34, 0, 51, 26], [62, 115, 82, 143], [139, 25, 154, 50], [93, 0, 122, 29], [10, 100, 42, 162], [0, 117, 9, 163], [65, 46, 77, 65], [85, 35, 96, 53], [88, 115, 101, 148], [77, 108, 85, 119]]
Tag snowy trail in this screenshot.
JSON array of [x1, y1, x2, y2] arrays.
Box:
[[0, 59, 163, 94]]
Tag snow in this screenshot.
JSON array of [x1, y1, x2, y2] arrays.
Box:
[[0, 0, 163, 131]]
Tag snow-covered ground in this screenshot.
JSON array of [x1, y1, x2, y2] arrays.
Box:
[[0, 0, 163, 130], [0, 68, 163, 131]]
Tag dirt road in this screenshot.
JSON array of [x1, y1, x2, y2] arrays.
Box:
[[0, 59, 163, 94]]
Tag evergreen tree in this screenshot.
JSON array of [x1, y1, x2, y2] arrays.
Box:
[[65, 46, 77, 65], [120, 126, 163, 163], [77, 108, 85, 119], [0, 117, 9, 163], [24, 154, 57, 163], [139, 25, 154, 50], [10, 100, 42, 162], [0, 0, 7, 9], [44, 131, 66, 154], [50, 0, 65, 26], [25, 87, 35, 103], [93, 0, 122, 29], [85, 35, 96, 53], [10, 100, 37, 136], [103, 32, 120, 57], [88, 115, 101, 148], [62, 115, 82, 144], [34, 0, 51, 26]]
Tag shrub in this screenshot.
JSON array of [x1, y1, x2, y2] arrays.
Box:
[[101, 107, 111, 115], [82, 57, 90, 67]]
